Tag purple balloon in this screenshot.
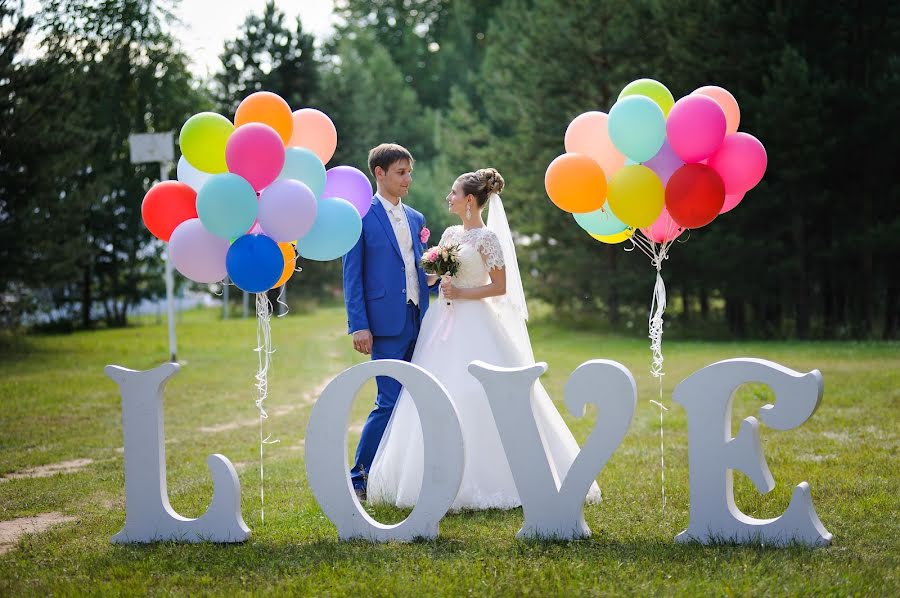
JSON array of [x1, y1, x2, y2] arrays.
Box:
[[322, 166, 373, 218], [258, 179, 318, 242], [643, 139, 685, 185], [169, 218, 229, 283], [225, 123, 285, 191]]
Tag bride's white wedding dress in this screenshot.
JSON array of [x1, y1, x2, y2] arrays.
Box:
[[367, 219, 602, 510]]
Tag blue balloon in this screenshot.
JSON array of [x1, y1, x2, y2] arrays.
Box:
[[573, 201, 629, 236], [278, 147, 327, 198], [226, 234, 283, 293], [296, 197, 362, 261], [608, 95, 666, 163], [196, 173, 258, 239]]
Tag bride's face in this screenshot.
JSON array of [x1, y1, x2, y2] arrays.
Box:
[[447, 181, 472, 218]]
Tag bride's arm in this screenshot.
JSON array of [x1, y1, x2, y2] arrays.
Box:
[[441, 268, 506, 300]]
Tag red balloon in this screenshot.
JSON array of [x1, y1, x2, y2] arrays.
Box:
[[142, 181, 198, 241], [665, 164, 725, 228]]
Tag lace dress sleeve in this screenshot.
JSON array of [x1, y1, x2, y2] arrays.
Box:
[[476, 229, 505, 271], [438, 225, 460, 247]]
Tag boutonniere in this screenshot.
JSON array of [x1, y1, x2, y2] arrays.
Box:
[[419, 226, 430, 244]]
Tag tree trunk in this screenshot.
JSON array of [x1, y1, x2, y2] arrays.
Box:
[[81, 265, 93, 328], [725, 294, 746, 338], [607, 246, 620, 326], [791, 213, 810, 339], [699, 287, 709, 320], [884, 282, 898, 340], [681, 286, 690, 323]]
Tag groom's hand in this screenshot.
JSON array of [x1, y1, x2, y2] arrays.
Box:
[[352, 330, 373, 355]]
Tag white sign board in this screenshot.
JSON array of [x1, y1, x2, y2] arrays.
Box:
[[129, 132, 174, 164]]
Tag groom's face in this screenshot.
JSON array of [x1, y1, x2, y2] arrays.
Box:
[[377, 159, 413, 200]]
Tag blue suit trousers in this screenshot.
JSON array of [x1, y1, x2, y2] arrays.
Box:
[[350, 301, 420, 490]]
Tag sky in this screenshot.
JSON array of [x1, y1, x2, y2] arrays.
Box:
[[22, 0, 338, 77]]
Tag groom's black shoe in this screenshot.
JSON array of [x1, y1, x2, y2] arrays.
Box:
[[354, 487, 367, 503]]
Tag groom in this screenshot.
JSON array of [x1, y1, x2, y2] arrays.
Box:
[[342, 143, 432, 501]]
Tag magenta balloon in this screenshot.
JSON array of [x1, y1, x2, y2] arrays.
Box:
[[258, 179, 318, 242], [666, 95, 727, 163], [642, 139, 685, 185], [707, 132, 767, 194], [322, 166, 374, 217], [169, 218, 229, 283], [640, 207, 684, 243], [225, 123, 285, 191], [720, 192, 746, 214]]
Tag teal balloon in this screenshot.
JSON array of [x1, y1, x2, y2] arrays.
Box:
[[196, 173, 258, 239], [608, 95, 666, 163], [278, 147, 326, 198], [573, 201, 628, 236], [296, 197, 362, 261]]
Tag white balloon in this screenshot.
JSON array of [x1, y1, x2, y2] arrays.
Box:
[[177, 155, 213, 192]]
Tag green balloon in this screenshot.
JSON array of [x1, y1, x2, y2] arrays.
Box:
[[618, 79, 675, 117], [179, 112, 234, 174], [573, 201, 628, 236]]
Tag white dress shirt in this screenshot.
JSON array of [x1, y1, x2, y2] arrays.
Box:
[[377, 194, 419, 306]]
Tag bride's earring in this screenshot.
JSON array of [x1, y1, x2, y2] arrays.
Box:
[[465, 202, 472, 221]]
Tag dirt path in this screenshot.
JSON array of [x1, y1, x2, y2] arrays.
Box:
[[0, 458, 93, 483], [0, 513, 77, 554]]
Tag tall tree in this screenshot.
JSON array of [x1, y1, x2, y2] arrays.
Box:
[[18, 0, 206, 327], [214, 0, 319, 115]]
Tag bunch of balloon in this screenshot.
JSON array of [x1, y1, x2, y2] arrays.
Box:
[[140, 91, 372, 523], [545, 78, 767, 508]]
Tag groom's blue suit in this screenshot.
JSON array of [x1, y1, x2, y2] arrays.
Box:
[[342, 196, 432, 490]]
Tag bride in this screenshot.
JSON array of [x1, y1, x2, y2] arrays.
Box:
[[367, 168, 601, 510]]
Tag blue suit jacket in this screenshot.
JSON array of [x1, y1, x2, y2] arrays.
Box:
[[342, 197, 431, 337]]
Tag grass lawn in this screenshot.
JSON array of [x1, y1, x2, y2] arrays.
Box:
[[1, 306, 898, 595]]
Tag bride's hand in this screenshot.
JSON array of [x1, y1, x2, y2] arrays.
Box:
[[440, 277, 458, 299]]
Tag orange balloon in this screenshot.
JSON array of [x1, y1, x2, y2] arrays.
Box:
[[693, 86, 740, 135], [544, 153, 607, 213], [234, 92, 293, 145], [564, 111, 626, 177], [272, 242, 297, 289], [289, 108, 338, 164]]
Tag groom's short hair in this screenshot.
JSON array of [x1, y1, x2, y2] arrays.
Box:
[[368, 143, 414, 177]]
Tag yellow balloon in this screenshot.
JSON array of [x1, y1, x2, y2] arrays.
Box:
[[590, 228, 634, 244], [607, 165, 664, 228], [179, 112, 234, 173], [618, 78, 675, 117]]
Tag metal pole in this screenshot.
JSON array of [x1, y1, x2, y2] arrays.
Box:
[[242, 291, 249, 318], [160, 162, 177, 362]]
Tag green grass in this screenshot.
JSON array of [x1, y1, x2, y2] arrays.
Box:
[[1, 307, 898, 595]]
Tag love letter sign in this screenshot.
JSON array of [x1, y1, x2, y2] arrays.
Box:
[[105, 357, 832, 547]]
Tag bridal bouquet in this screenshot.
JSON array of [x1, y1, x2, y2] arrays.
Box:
[[421, 243, 461, 305]]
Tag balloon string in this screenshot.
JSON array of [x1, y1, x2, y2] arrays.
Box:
[[276, 285, 289, 318], [255, 292, 280, 525], [649, 397, 668, 511]]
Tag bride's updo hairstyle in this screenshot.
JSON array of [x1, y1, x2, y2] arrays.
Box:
[[458, 168, 505, 208]]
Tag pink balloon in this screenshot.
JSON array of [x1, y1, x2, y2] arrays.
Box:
[[169, 218, 229, 283], [564, 111, 626, 177], [707, 132, 767, 194], [289, 108, 338, 165], [226, 123, 286, 191], [258, 179, 318, 242], [666, 95, 726, 163], [693, 86, 740, 135], [720, 192, 746, 214], [322, 166, 374, 218], [640, 207, 684, 243]]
